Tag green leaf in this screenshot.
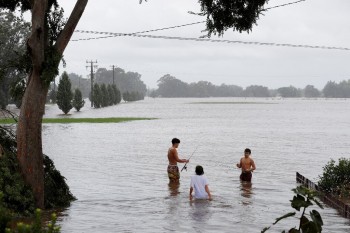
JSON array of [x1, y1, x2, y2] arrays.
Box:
[[310, 210, 323, 230], [302, 221, 318, 233], [273, 212, 296, 225], [300, 215, 310, 231], [291, 195, 310, 211], [288, 228, 300, 233]]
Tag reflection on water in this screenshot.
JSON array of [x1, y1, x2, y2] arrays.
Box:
[[240, 181, 254, 206], [240, 181, 253, 203], [42, 98, 350, 232], [168, 182, 180, 196], [189, 200, 212, 222]]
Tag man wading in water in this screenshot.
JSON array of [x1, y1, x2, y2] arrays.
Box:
[[236, 148, 256, 182], [167, 138, 189, 183]]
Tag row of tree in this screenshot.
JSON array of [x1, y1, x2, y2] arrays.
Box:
[[123, 91, 145, 102], [91, 83, 121, 108], [150, 74, 350, 98]]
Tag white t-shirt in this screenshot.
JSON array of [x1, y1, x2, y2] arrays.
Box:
[[190, 175, 209, 199]]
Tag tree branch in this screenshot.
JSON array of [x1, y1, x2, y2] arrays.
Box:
[[54, 0, 88, 54]]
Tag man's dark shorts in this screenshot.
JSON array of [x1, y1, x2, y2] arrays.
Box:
[[240, 171, 252, 182]]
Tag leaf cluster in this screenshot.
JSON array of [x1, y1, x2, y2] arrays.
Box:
[[197, 0, 268, 36], [0, 0, 58, 12], [262, 186, 323, 233]]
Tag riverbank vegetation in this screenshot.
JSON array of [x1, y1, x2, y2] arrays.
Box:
[[0, 125, 72, 231], [0, 126, 76, 212], [318, 158, 350, 201], [189, 101, 276, 104]]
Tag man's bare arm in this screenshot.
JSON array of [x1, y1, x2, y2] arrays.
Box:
[[205, 185, 212, 200], [250, 159, 256, 171], [189, 187, 193, 200], [236, 158, 242, 168], [172, 148, 188, 163]]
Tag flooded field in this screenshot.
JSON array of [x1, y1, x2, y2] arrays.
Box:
[[42, 97, 350, 232]]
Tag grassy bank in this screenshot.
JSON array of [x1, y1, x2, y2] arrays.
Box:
[[0, 117, 155, 124], [189, 102, 276, 104]]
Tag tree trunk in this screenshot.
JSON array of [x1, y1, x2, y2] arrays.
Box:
[[16, 0, 88, 209], [17, 69, 47, 208]]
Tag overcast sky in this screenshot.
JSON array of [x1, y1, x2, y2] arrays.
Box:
[[56, 0, 350, 89]]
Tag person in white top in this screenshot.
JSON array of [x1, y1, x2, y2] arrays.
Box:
[[189, 165, 212, 201]]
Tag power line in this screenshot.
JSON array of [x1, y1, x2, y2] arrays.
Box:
[[73, 32, 350, 51], [262, 0, 306, 11], [73, 0, 307, 41], [71, 0, 349, 52], [73, 21, 206, 42]]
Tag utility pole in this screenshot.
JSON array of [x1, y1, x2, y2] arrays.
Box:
[[110, 65, 117, 85], [86, 60, 98, 107]]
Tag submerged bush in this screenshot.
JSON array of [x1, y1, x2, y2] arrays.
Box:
[[318, 158, 350, 198]]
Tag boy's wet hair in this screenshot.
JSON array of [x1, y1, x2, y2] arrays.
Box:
[[172, 138, 180, 144], [195, 165, 204, 175], [244, 148, 251, 154]]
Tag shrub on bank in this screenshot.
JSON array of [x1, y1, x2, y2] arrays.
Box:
[[0, 125, 76, 216], [318, 158, 350, 199]]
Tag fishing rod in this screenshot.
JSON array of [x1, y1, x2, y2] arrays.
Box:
[[181, 145, 199, 172]]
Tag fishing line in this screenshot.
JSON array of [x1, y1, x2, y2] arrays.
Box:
[[181, 145, 200, 172]]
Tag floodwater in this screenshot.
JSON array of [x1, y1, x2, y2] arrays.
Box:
[[42, 97, 350, 232]]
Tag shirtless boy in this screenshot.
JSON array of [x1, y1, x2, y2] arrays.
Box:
[[236, 148, 256, 182], [167, 138, 189, 183]]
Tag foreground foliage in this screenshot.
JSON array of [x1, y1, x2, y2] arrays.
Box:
[[0, 196, 60, 233], [318, 158, 350, 199], [262, 186, 323, 233]]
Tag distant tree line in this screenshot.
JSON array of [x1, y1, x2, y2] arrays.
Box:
[[149, 74, 350, 98]]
